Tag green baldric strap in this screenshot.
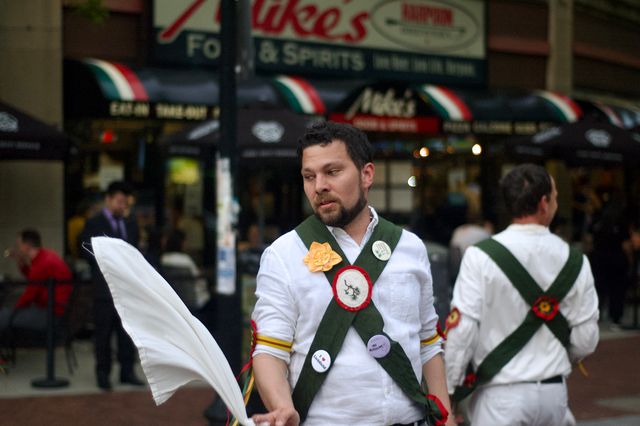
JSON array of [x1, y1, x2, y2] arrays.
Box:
[[452, 238, 583, 401], [292, 215, 442, 423]]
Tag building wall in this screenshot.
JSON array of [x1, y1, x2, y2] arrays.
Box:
[[63, 11, 144, 63], [487, 0, 549, 90], [0, 0, 65, 271], [574, 9, 640, 97], [0, 162, 65, 277], [0, 0, 63, 123], [486, 0, 640, 99]]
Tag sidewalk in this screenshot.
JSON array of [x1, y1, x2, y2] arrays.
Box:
[[0, 323, 639, 425], [569, 323, 640, 426], [0, 340, 217, 425]]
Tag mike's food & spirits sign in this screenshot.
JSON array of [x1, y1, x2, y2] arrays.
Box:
[[152, 0, 486, 85]]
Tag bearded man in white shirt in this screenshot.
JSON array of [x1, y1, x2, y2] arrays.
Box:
[[444, 163, 599, 426], [251, 121, 455, 426]]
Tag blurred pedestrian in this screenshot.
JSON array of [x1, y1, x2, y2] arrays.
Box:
[[0, 229, 72, 334], [445, 164, 599, 425], [449, 215, 493, 281], [160, 229, 210, 312], [80, 181, 143, 390], [589, 197, 633, 329]]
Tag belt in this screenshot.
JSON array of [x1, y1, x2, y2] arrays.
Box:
[[533, 375, 563, 384]]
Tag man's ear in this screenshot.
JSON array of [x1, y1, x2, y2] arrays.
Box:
[[361, 162, 375, 189], [539, 194, 550, 215]]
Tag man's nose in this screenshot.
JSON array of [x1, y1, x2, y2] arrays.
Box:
[[314, 175, 330, 193]]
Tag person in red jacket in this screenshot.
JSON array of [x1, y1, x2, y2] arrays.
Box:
[[0, 229, 72, 332]]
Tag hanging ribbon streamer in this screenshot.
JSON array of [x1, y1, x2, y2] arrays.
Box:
[[230, 320, 258, 426]]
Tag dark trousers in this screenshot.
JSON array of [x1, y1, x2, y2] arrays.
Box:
[[93, 298, 136, 377], [592, 254, 630, 323]]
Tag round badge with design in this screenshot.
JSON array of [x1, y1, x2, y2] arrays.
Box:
[[372, 240, 391, 261], [311, 349, 331, 373], [367, 334, 391, 359], [332, 265, 373, 312]]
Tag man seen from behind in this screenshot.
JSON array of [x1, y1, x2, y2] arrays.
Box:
[[444, 163, 599, 425]]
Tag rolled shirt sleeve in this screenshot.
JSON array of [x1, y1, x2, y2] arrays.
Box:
[[418, 242, 444, 365], [565, 255, 600, 362], [444, 247, 484, 393], [251, 246, 297, 363]]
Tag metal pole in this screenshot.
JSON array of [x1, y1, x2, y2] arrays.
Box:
[[31, 278, 69, 388], [206, 0, 242, 423]]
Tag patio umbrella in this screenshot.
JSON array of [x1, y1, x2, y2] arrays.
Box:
[[0, 101, 68, 160], [160, 107, 321, 159], [507, 118, 640, 164]]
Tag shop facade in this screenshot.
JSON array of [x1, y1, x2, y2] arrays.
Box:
[[55, 0, 640, 258]]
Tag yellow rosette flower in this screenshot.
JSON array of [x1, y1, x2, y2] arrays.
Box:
[[303, 242, 342, 272]]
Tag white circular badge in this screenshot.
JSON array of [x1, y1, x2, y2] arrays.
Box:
[[332, 266, 372, 311], [372, 240, 391, 261], [311, 349, 331, 373]]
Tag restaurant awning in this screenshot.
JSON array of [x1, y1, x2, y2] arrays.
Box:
[[575, 98, 640, 130], [160, 107, 321, 159], [0, 101, 68, 160], [64, 58, 355, 120], [506, 117, 640, 164], [329, 82, 585, 136]]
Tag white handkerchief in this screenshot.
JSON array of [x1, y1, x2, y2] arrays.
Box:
[[92, 236, 254, 426]]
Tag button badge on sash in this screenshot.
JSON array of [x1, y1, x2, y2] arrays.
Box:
[[311, 350, 331, 373], [367, 334, 391, 358], [332, 265, 373, 312], [372, 240, 391, 261]]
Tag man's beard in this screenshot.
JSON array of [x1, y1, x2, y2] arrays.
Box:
[[315, 190, 368, 228]]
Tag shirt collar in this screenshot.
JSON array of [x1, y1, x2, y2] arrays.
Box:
[[506, 223, 550, 235], [327, 206, 378, 248]]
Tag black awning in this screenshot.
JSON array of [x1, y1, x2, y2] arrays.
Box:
[[329, 82, 442, 134], [64, 58, 359, 121], [329, 82, 585, 136], [160, 107, 321, 159], [0, 101, 68, 160], [506, 117, 640, 164], [575, 98, 640, 130]]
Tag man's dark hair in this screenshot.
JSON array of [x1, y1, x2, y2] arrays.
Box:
[[106, 181, 132, 197], [500, 163, 552, 219], [165, 229, 186, 252], [20, 228, 42, 248], [297, 121, 373, 170]]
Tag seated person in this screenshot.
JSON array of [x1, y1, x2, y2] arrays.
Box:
[[0, 229, 73, 332], [160, 229, 210, 311]]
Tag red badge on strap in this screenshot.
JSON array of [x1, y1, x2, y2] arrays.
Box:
[[532, 295, 559, 321], [444, 307, 461, 336], [332, 265, 373, 312]]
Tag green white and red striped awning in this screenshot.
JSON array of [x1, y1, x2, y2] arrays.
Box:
[[83, 58, 150, 101], [65, 58, 340, 120]]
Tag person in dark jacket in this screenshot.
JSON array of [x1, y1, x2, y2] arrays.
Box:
[[80, 181, 143, 390]]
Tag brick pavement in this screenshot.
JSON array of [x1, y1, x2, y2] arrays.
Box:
[[0, 331, 638, 425], [568, 333, 640, 422]]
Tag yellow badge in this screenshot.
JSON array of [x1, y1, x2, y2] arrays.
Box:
[[303, 241, 342, 272]]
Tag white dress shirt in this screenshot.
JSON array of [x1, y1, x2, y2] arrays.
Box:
[[445, 224, 599, 393], [252, 207, 442, 426]]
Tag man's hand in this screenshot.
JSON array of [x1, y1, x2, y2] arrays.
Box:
[[252, 406, 300, 426]]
